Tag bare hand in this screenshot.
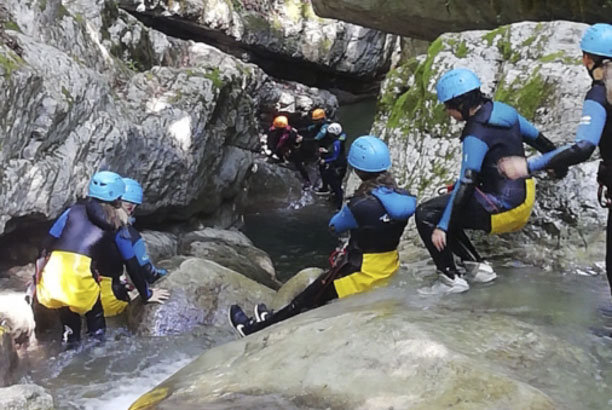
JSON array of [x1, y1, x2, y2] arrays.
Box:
[[318, 147, 328, 154], [498, 156, 528, 180], [296, 135, 303, 143], [147, 288, 170, 304], [432, 228, 447, 252]]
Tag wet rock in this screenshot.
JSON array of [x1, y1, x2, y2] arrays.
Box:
[[0, 384, 54, 410], [140, 230, 179, 262], [127, 257, 275, 336], [311, 0, 610, 40], [0, 325, 18, 387], [131, 296, 556, 409], [0, 292, 36, 347], [178, 227, 279, 288], [246, 156, 306, 208], [271, 267, 323, 310], [374, 21, 607, 270]]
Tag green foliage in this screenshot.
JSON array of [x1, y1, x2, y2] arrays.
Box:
[[454, 41, 468, 58], [205, 68, 224, 89], [3, 20, 21, 32], [494, 66, 554, 121], [0, 50, 23, 78]]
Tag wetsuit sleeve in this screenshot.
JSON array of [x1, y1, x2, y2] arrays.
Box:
[[518, 115, 556, 153], [115, 229, 152, 301], [528, 90, 606, 172], [329, 205, 358, 234], [40, 208, 71, 254], [437, 136, 488, 232], [324, 140, 341, 163], [314, 124, 329, 141]]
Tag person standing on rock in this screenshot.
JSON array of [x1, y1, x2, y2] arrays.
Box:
[[100, 178, 169, 317], [35, 171, 126, 345], [415, 68, 560, 294], [229, 136, 416, 337], [315, 122, 348, 209], [267, 115, 311, 189], [526, 23, 612, 302], [301, 108, 331, 142]]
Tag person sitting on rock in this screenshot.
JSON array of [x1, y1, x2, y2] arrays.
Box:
[[526, 23, 612, 304], [35, 171, 126, 345], [415, 68, 559, 294], [315, 122, 348, 209], [100, 178, 169, 317], [267, 115, 311, 188], [229, 136, 416, 337]]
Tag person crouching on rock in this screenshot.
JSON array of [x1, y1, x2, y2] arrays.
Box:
[[229, 136, 416, 337], [35, 171, 126, 346], [415, 68, 559, 295], [100, 177, 170, 317], [267, 115, 311, 189]]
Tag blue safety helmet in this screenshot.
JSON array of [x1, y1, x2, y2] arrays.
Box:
[[580, 23, 612, 58], [87, 171, 126, 202], [347, 136, 391, 173], [436, 68, 481, 103], [121, 178, 143, 205]]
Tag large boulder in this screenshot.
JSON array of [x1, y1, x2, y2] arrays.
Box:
[[0, 384, 54, 410], [127, 257, 275, 336], [130, 294, 561, 409], [0, 292, 35, 347], [374, 21, 607, 270], [119, 0, 395, 85], [179, 228, 280, 288], [0, 0, 341, 240], [311, 0, 610, 40]]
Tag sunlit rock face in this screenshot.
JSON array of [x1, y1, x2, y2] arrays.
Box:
[[118, 0, 396, 83], [311, 0, 611, 40], [0, 0, 340, 236], [374, 21, 607, 271]]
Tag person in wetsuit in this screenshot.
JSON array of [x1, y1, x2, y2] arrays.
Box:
[[267, 115, 311, 188], [316, 122, 348, 208], [415, 68, 560, 294], [228, 136, 416, 337], [36, 171, 126, 344], [301, 108, 331, 142], [527, 23, 612, 301], [100, 178, 169, 317]]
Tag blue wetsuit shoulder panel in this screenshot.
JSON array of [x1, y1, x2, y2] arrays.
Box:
[[370, 187, 416, 220], [49, 209, 71, 238], [329, 205, 358, 234]]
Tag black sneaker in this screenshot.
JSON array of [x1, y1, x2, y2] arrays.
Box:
[[228, 305, 253, 338], [254, 303, 271, 323]]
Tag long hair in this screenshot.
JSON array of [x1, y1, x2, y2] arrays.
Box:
[[603, 60, 612, 105], [354, 171, 398, 197], [100, 202, 129, 229]]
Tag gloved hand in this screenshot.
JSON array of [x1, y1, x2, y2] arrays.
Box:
[[147, 288, 170, 304]]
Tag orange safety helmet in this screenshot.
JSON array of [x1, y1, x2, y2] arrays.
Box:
[[311, 108, 326, 121], [273, 115, 289, 128]]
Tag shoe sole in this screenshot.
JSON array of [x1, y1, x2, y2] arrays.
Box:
[[314, 191, 331, 196], [227, 308, 246, 338]]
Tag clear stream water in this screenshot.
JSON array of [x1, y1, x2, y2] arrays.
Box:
[[17, 99, 612, 408]]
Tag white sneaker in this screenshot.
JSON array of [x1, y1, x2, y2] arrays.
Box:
[[463, 261, 497, 283], [418, 273, 469, 295]]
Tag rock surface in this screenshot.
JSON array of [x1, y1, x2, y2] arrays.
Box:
[[127, 257, 275, 336], [0, 384, 54, 410], [119, 0, 395, 84], [130, 293, 560, 409], [312, 0, 612, 40], [0, 325, 17, 387]]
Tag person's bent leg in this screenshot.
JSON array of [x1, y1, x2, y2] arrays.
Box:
[[415, 195, 457, 274], [59, 307, 81, 345], [85, 298, 106, 340], [327, 168, 343, 208], [245, 268, 341, 334]]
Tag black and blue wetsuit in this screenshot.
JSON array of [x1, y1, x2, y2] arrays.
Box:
[[528, 81, 612, 296], [241, 181, 415, 335], [320, 132, 348, 208], [38, 199, 122, 342], [416, 100, 549, 276]]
